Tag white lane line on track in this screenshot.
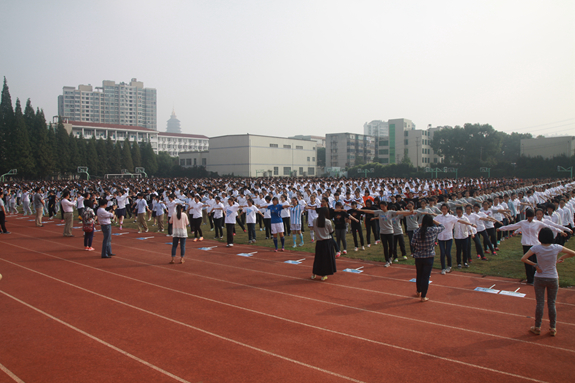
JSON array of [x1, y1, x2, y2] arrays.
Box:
[[0, 362, 25, 383], [0, 269, 365, 383], [2, 241, 574, 358], [0, 255, 549, 383], [11, 220, 575, 307], [0, 291, 191, 383], [116, 240, 575, 327]]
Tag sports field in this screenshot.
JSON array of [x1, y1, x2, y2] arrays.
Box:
[[1, 215, 574, 382]]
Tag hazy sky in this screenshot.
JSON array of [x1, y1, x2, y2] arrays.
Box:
[[1, 0, 573, 137]]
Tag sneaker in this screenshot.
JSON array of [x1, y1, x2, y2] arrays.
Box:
[[199, 237, 203, 241], [394, 258, 398, 263], [343, 250, 347, 255], [88, 247, 95, 251], [367, 244, 371, 248], [384, 262, 391, 267], [259, 228, 263, 231], [375, 240, 380, 245], [481, 257, 489, 261], [495, 247, 500, 251], [210, 228, 214, 231], [119, 225, 123, 230], [457, 264, 462, 269], [492, 251, 497, 255], [477, 254, 481, 259], [403, 256, 407, 260], [464, 263, 469, 268], [311, 239, 314, 243], [166, 234, 172, 237], [145, 229, 148, 233], [274, 249, 278, 252], [321, 276, 328, 281], [335, 252, 341, 258], [361, 246, 365, 250], [354, 247, 358, 252], [233, 233, 236, 236], [299, 242, 304, 247], [446, 267, 452, 273], [293, 244, 297, 248], [281, 248, 284, 252], [85, 247, 90, 251], [226, 244, 234, 247], [138, 231, 142, 234], [193, 238, 198, 242], [440, 269, 446, 275]]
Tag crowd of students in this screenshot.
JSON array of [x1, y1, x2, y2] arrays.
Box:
[[2, 176, 575, 335]]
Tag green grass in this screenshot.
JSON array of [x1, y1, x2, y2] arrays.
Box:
[[26, 208, 575, 288]]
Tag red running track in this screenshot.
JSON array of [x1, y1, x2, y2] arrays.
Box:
[[1, 215, 574, 383]]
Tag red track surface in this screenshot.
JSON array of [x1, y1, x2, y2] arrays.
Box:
[[1, 215, 574, 383]]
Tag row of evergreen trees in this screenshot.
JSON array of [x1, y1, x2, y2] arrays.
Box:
[[0, 77, 209, 179]]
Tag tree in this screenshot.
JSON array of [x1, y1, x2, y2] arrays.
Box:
[[121, 137, 134, 172], [157, 151, 176, 177], [141, 142, 158, 175], [131, 141, 142, 168], [108, 139, 122, 174], [8, 99, 34, 177], [400, 149, 413, 166], [68, 132, 81, 173], [55, 118, 70, 174], [86, 136, 99, 176], [96, 139, 108, 175], [32, 109, 55, 178], [23, 99, 35, 139], [0, 77, 15, 174], [498, 132, 532, 163]]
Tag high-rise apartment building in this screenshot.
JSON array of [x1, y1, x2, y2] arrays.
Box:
[[375, 119, 443, 167], [58, 78, 157, 130], [326, 133, 376, 168], [363, 120, 389, 137]]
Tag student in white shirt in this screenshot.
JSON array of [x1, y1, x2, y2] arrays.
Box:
[[243, 198, 264, 243], [453, 206, 473, 268], [212, 196, 225, 239], [435, 203, 476, 275], [224, 198, 241, 247]]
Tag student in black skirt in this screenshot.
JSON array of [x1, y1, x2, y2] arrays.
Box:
[[311, 207, 337, 281]]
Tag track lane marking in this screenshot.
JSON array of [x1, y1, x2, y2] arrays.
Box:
[[0, 362, 25, 383], [0, 256, 551, 383]]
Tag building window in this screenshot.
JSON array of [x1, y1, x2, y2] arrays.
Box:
[[308, 167, 315, 175], [270, 143, 278, 148], [283, 167, 291, 175], [299, 167, 304, 175], [405, 139, 409, 145], [283, 145, 291, 149], [381, 158, 389, 164], [312, 157, 315, 161], [273, 167, 279, 175], [202, 158, 206, 166], [186, 158, 191, 166], [379, 140, 389, 146], [193, 158, 197, 166], [404, 131, 408, 136], [180, 159, 185, 166], [379, 149, 389, 155], [434, 158, 438, 163], [307, 157, 310, 161], [296, 146, 303, 150]]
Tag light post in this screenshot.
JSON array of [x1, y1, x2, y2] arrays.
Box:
[[0, 169, 17, 182], [77, 166, 90, 181], [557, 166, 573, 178], [480, 167, 490, 178]]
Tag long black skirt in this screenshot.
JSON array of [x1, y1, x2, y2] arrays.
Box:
[[313, 239, 337, 276]]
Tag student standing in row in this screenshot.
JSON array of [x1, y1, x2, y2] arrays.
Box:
[[0, 189, 10, 234], [61, 190, 76, 237], [347, 201, 365, 251], [134, 193, 150, 233], [311, 207, 336, 281], [224, 198, 241, 247], [411, 215, 445, 302], [289, 197, 305, 247], [213, 196, 224, 239], [268, 197, 289, 252], [97, 200, 116, 259], [521, 228, 575, 336], [435, 203, 476, 275], [169, 204, 189, 264], [244, 198, 263, 243]]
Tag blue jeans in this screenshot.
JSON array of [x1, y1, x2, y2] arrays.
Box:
[[172, 237, 186, 257], [247, 223, 256, 241], [100, 224, 112, 258], [415, 257, 434, 298], [438, 239, 452, 269]]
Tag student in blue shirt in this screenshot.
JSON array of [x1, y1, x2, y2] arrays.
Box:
[[268, 197, 289, 252]]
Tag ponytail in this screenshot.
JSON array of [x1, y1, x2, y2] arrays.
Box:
[[176, 204, 183, 220]]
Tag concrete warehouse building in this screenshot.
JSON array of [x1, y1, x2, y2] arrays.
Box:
[[179, 134, 318, 177]]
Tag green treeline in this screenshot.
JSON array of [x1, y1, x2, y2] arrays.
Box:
[[0, 77, 212, 179]]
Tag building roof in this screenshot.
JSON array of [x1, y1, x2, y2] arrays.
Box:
[[66, 120, 156, 132], [210, 133, 311, 141], [158, 132, 208, 139]]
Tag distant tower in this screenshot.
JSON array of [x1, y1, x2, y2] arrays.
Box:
[[166, 109, 181, 133]]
